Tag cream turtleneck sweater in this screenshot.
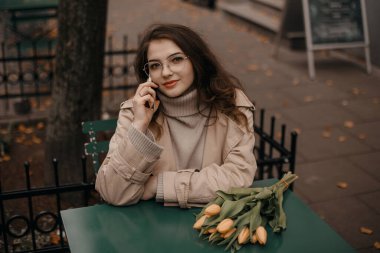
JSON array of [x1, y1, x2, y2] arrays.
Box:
[[155, 89, 210, 201], [157, 89, 210, 171]]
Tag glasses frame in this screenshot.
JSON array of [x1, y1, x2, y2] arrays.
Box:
[[142, 54, 189, 77]]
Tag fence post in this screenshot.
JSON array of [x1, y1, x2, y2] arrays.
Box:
[[24, 161, 37, 250], [52, 158, 65, 248], [289, 131, 298, 190], [0, 171, 9, 253], [1, 42, 10, 111]]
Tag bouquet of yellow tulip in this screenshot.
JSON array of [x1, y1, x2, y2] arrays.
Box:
[[193, 172, 298, 253]]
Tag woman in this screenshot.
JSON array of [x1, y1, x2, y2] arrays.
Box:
[[95, 23, 257, 208]]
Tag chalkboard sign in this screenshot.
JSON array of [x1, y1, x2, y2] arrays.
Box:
[[302, 0, 371, 79], [308, 0, 364, 44]]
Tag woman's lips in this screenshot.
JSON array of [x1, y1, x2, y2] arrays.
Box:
[[162, 80, 178, 88]]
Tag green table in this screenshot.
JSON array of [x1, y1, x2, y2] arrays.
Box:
[[61, 179, 356, 253]]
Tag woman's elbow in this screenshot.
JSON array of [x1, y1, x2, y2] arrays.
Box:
[[95, 176, 143, 206]]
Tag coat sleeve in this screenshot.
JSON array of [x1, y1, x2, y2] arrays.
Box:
[[160, 106, 257, 208], [95, 101, 163, 206]]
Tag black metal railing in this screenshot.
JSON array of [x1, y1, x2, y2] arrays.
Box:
[[0, 156, 96, 253], [253, 108, 297, 188], [0, 36, 138, 112]]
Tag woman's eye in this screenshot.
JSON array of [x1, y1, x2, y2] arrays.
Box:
[[171, 56, 184, 64], [149, 63, 161, 70]]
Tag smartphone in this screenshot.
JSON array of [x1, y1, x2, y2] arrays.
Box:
[[145, 76, 155, 109]]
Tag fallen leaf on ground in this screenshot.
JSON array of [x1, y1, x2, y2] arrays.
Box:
[[30, 99, 38, 108], [358, 133, 367, 140], [36, 122, 45, 130], [322, 130, 331, 138], [304, 96, 314, 102], [292, 78, 300, 86], [325, 80, 334, 86], [247, 64, 259, 72], [44, 99, 52, 106], [50, 231, 60, 245], [374, 241, 380, 249], [344, 120, 355, 128], [352, 88, 360, 95], [17, 124, 27, 133], [24, 127, 34, 134], [282, 100, 289, 107], [338, 136, 347, 142], [258, 35, 269, 43], [265, 70, 273, 77], [336, 182, 348, 189], [32, 135, 42, 144], [15, 135, 26, 143], [2, 155, 11, 161], [360, 227, 373, 235]]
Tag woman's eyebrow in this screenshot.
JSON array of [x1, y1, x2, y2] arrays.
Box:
[[147, 52, 183, 62]]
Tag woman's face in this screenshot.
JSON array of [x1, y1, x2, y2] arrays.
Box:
[[146, 39, 194, 98]]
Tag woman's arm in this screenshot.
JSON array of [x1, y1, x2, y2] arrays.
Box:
[[95, 104, 163, 206]]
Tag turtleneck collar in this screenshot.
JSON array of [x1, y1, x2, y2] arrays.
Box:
[[157, 88, 208, 117]]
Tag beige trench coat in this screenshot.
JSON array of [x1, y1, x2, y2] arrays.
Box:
[[95, 89, 257, 207]]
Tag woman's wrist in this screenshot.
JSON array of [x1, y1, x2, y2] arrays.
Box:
[[132, 121, 148, 134]]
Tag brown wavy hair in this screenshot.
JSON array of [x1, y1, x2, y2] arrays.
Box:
[[134, 23, 250, 138]]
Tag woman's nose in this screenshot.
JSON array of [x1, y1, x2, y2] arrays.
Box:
[[161, 63, 173, 77]]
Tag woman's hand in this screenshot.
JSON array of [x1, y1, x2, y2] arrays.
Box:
[[132, 79, 160, 133], [142, 175, 158, 200]]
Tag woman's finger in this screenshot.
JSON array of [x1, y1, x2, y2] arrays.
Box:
[[138, 94, 155, 109], [139, 86, 156, 99], [136, 81, 158, 94]]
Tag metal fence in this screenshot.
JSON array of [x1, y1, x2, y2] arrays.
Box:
[[0, 156, 96, 253], [0, 36, 138, 112], [253, 108, 297, 185]]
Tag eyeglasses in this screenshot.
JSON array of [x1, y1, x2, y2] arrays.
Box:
[[143, 53, 189, 77]]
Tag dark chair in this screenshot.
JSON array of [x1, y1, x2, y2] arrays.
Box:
[[82, 118, 117, 174]]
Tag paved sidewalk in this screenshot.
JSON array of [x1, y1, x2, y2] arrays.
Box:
[[105, 0, 380, 252]]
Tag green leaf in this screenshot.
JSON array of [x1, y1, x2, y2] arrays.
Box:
[[249, 201, 262, 237], [275, 189, 287, 232], [216, 190, 235, 201], [254, 187, 273, 200], [225, 228, 240, 251], [228, 187, 263, 197]]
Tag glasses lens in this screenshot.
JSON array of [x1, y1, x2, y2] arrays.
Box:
[[168, 54, 186, 66], [143, 54, 188, 77]]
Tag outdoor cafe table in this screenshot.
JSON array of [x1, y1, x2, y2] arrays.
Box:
[[61, 179, 356, 253]]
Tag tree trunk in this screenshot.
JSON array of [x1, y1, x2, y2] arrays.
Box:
[[45, 0, 108, 185]]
